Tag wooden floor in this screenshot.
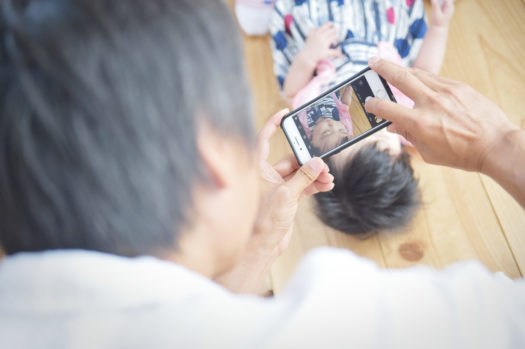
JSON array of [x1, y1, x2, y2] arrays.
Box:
[[232, 0, 525, 293]]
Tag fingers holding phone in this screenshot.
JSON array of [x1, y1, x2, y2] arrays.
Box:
[[365, 57, 518, 172], [257, 109, 333, 195]]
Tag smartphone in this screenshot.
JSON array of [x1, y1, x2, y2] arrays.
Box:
[[281, 67, 396, 165]]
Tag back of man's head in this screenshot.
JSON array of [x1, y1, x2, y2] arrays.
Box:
[[314, 144, 420, 235], [0, 0, 253, 256]]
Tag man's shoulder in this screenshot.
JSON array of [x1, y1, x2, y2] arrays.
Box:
[[0, 250, 226, 311]]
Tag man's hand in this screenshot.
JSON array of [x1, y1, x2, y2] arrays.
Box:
[[365, 57, 517, 172], [253, 109, 334, 255], [215, 110, 334, 294], [301, 22, 342, 65], [364, 57, 525, 207]]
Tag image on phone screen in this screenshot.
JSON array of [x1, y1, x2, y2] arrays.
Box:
[[283, 69, 394, 163]]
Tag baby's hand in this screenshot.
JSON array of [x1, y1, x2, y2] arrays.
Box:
[[301, 22, 342, 64], [431, 0, 455, 28]]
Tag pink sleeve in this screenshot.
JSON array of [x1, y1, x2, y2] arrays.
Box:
[[297, 110, 312, 139]]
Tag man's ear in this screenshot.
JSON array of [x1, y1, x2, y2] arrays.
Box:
[[196, 123, 236, 189]]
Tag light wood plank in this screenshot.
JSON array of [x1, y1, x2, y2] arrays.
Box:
[[377, 160, 520, 277], [440, 0, 525, 273], [482, 176, 525, 274]]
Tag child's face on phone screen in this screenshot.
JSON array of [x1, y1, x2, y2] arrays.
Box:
[[311, 117, 350, 154]]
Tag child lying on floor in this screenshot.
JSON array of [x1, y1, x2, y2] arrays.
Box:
[[269, 0, 454, 235]]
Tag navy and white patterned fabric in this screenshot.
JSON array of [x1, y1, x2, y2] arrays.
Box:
[[305, 94, 340, 129], [269, 0, 427, 91]]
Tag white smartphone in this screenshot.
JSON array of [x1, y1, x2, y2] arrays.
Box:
[[281, 67, 396, 165]]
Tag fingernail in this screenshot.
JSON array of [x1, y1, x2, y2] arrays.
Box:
[[308, 158, 324, 173], [365, 96, 375, 108], [368, 56, 380, 67], [365, 97, 377, 112]]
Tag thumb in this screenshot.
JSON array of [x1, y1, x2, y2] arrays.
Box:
[[285, 157, 326, 198]]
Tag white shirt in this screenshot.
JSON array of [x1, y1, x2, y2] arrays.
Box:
[[0, 247, 524, 348]]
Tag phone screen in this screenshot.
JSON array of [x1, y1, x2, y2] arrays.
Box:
[[287, 70, 393, 159]]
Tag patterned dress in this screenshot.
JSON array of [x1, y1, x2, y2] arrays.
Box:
[[269, 0, 427, 92]]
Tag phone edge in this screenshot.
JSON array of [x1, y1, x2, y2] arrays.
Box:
[[280, 66, 398, 165]]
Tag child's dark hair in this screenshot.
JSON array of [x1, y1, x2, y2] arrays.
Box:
[[314, 144, 420, 235]]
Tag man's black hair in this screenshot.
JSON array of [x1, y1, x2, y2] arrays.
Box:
[[314, 144, 420, 235], [0, 0, 254, 256]]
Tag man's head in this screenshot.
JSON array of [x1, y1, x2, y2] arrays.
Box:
[[0, 0, 259, 272], [314, 131, 420, 235]]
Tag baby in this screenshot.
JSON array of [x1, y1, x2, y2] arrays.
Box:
[[297, 93, 353, 154], [269, 0, 454, 235]]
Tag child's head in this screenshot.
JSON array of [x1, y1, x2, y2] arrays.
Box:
[[314, 129, 420, 235], [311, 117, 350, 153]]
